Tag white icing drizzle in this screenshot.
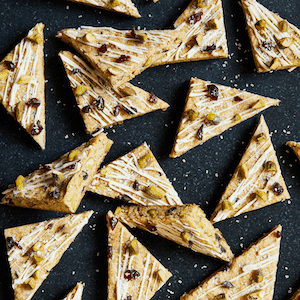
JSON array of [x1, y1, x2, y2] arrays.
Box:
[[163, 1, 227, 62], [213, 122, 283, 222], [243, 0, 300, 70], [174, 82, 274, 155], [90, 144, 182, 205], [7, 212, 92, 300], [2, 25, 43, 130]]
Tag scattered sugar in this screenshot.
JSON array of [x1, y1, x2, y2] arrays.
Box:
[[182, 159, 186, 163], [201, 265, 207, 269], [66, 5, 69, 9], [72, 271, 76, 275], [65, 135, 69, 139], [194, 264, 198, 268], [243, 215, 247, 219], [78, 15, 82, 18], [240, 243, 243, 248], [215, 173, 219, 177], [285, 275, 289, 279], [236, 219, 240, 223], [178, 279, 183, 284], [96, 269, 99, 273]]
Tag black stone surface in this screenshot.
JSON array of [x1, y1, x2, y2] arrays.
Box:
[[0, 0, 300, 299]]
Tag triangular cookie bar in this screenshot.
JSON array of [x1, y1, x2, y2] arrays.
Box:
[[4, 211, 93, 300], [287, 141, 300, 160], [62, 282, 84, 300], [1, 133, 113, 212], [290, 286, 300, 300], [115, 204, 234, 262], [241, 0, 300, 73], [152, 0, 228, 66], [107, 210, 172, 300], [180, 225, 282, 300], [67, 0, 141, 18], [0, 23, 46, 149], [170, 77, 280, 158], [57, 27, 183, 88], [88, 142, 183, 205], [211, 116, 290, 223], [59, 51, 169, 134]]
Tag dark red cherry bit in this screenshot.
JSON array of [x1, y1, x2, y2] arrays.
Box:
[[222, 281, 234, 288], [234, 96, 243, 102], [146, 222, 157, 232], [99, 44, 108, 53], [6, 237, 15, 250], [272, 182, 284, 195], [133, 180, 140, 191], [196, 124, 204, 140], [108, 245, 113, 259], [46, 223, 53, 230], [4, 61, 16, 72], [130, 26, 137, 38], [187, 12, 203, 25], [203, 44, 216, 53], [207, 84, 219, 100], [113, 105, 120, 117], [109, 216, 118, 230], [148, 93, 157, 104], [31, 120, 43, 135], [72, 68, 81, 74], [82, 105, 91, 113], [26, 98, 41, 108], [122, 105, 137, 115], [93, 96, 104, 111], [116, 55, 130, 63]]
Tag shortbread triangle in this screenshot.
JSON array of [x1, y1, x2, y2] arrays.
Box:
[[67, 0, 141, 18], [1, 133, 113, 213], [287, 141, 300, 160], [107, 210, 172, 300], [57, 27, 183, 88], [170, 77, 280, 158], [4, 211, 93, 300], [59, 51, 169, 134], [0, 23, 46, 149], [115, 204, 234, 262], [241, 0, 300, 73], [211, 116, 290, 223], [63, 282, 84, 300], [181, 225, 282, 300], [151, 0, 228, 66], [88, 142, 183, 205], [290, 286, 300, 300]]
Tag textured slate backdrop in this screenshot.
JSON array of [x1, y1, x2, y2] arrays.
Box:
[[0, 0, 300, 299]]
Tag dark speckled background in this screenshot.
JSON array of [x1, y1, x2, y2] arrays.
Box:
[[0, 0, 300, 299]]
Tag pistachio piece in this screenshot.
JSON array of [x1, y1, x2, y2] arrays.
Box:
[[256, 190, 268, 202], [234, 114, 241, 122], [17, 75, 32, 84], [207, 114, 221, 125], [279, 20, 288, 32], [33, 270, 41, 280], [270, 57, 280, 70], [207, 19, 218, 30], [122, 85, 137, 96], [197, 0, 207, 7], [278, 37, 294, 48], [27, 33, 43, 44], [15, 101, 25, 123], [255, 20, 266, 30], [16, 175, 25, 191], [257, 133, 266, 142], [179, 206, 188, 217], [138, 152, 153, 168], [195, 34, 203, 46], [84, 32, 96, 43], [174, 38, 182, 43], [137, 33, 148, 43], [247, 290, 263, 300], [145, 185, 166, 199], [127, 238, 139, 255], [240, 164, 248, 179], [252, 99, 265, 109], [222, 200, 233, 210], [100, 166, 113, 177], [86, 158, 95, 169], [25, 277, 36, 289], [111, 0, 121, 7], [144, 56, 152, 67], [108, 67, 121, 75], [264, 161, 277, 172], [53, 170, 64, 182], [34, 254, 44, 265], [215, 294, 230, 300], [61, 223, 70, 234], [0, 69, 9, 80], [157, 269, 168, 283], [114, 207, 121, 215], [253, 269, 263, 283], [68, 149, 81, 161], [33, 241, 45, 252], [147, 209, 157, 218], [181, 231, 192, 242], [188, 109, 199, 121], [74, 84, 90, 96]]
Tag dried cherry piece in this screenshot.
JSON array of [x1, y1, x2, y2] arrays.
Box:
[[196, 124, 204, 140], [130, 26, 137, 38], [234, 96, 243, 102], [7, 237, 15, 250], [99, 44, 108, 53], [108, 245, 113, 259], [109, 216, 118, 230], [72, 68, 81, 74], [4, 61, 16, 72], [93, 96, 104, 111], [133, 180, 140, 191], [207, 84, 219, 100], [14, 241, 23, 250], [187, 12, 203, 25], [26, 98, 41, 108], [203, 44, 216, 53], [146, 222, 157, 232], [148, 93, 157, 104], [39, 164, 52, 172], [113, 105, 121, 117], [125, 297, 132, 300], [222, 281, 234, 288], [122, 105, 137, 115], [24, 248, 33, 256], [49, 189, 60, 199], [116, 55, 130, 63], [272, 182, 284, 195], [82, 105, 91, 113], [167, 207, 176, 214], [31, 121, 43, 135], [124, 269, 140, 281], [276, 231, 282, 238], [116, 194, 132, 202], [46, 223, 53, 229]]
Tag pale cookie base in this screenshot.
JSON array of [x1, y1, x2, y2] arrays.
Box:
[[287, 141, 300, 161], [116, 204, 234, 262], [88, 142, 183, 205], [211, 116, 290, 223], [181, 225, 282, 300], [62, 282, 84, 300], [5, 211, 92, 300], [1, 133, 113, 213], [107, 211, 172, 300], [170, 77, 280, 158]]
